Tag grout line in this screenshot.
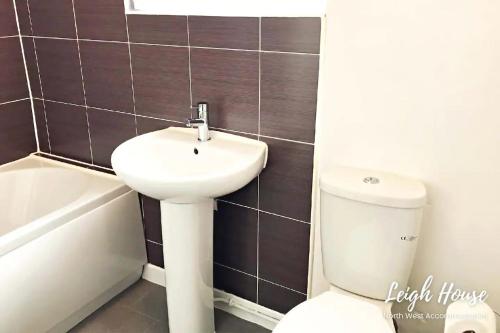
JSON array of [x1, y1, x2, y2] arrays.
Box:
[[186, 16, 194, 117], [36, 98, 315, 147], [22, 35, 319, 56], [210, 125, 316, 146], [121, 41, 187, 48], [259, 209, 311, 225], [0, 35, 20, 39], [259, 278, 307, 296], [0, 97, 30, 107], [70, 0, 94, 164], [214, 262, 307, 296], [256, 174, 261, 303], [259, 133, 315, 145], [260, 49, 319, 56], [256, 16, 262, 304], [146, 239, 163, 246], [191, 45, 319, 56], [214, 262, 256, 278], [34, 98, 313, 146], [133, 114, 184, 124], [85, 106, 135, 117], [257, 18, 262, 139], [124, 14, 139, 136], [25, 35, 76, 41], [11, 0, 39, 150], [37, 151, 113, 171], [35, 97, 186, 123], [217, 199, 310, 224], [208, 126, 258, 137], [25, 0, 52, 153], [24, 35, 184, 48], [189, 45, 258, 54], [39, 98, 85, 108]]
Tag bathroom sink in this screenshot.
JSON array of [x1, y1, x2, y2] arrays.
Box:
[[111, 126, 268, 333], [111, 127, 268, 203]]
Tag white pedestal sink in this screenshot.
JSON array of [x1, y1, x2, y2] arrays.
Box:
[[111, 127, 268, 333]]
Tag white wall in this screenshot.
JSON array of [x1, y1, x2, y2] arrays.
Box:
[[313, 0, 500, 331]]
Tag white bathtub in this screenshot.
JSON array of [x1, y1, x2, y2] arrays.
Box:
[[0, 155, 147, 333]]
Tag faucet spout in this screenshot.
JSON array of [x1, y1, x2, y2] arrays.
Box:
[[186, 102, 211, 142]]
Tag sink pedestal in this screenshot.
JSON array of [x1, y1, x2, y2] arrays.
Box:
[[161, 199, 215, 333], [111, 128, 268, 332]]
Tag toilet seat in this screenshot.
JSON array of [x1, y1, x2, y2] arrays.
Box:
[[273, 291, 395, 333]]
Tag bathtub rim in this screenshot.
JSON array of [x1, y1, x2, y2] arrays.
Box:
[[0, 155, 132, 257]]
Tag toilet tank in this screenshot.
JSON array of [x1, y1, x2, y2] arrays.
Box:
[[320, 167, 426, 300]]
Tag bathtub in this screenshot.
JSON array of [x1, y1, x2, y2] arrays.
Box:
[[0, 155, 147, 333]]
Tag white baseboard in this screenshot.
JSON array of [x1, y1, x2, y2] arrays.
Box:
[[141, 263, 166, 286], [142, 263, 283, 331]]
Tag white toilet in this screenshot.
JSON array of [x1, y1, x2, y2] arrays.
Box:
[[274, 167, 427, 333]]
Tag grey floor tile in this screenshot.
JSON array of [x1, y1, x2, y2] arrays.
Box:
[[111, 280, 155, 307], [72, 302, 157, 333], [215, 309, 270, 333], [126, 282, 168, 321], [70, 280, 271, 333]]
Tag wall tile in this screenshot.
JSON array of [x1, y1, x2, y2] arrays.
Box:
[[189, 16, 259, 50], [10, 10, 321, 313], [220, 178, 258, 209], [14, 0, 32, 35], [131, 45, 190, 121], [35, 38, 85, 104], [0, 0, 18, 36], [80, 41, 134, 112], [87, 109, 136, 167], [259, 138, 314, 222], [0, 100, 36, 165], [146, 241, 164, 268], [137, 117, 178, 135], [45, 101, 91, 163], [259, 212, 310, 292], [73, 0, 127, 41], [21, 37, 42, 98], [258, 280, 306, 314], [261, 17, 321, 54], [142, 195, 162, 244], [261, 53, 319, 143], [214, 202, 258, 275], [191, 48, 259, 133], [0, 38, 29, 103], [28, 0, 76, 38], [127, 15, 188, 45], [214, 264, 257, 303], [33, 99, 50, 152]]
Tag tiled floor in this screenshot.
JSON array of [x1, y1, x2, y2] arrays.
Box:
[[70, 279, 271, 333]]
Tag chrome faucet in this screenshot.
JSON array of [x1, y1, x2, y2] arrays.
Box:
[[187, 102, 211, 142]]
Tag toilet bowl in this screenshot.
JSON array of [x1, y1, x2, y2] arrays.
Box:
[[274, 167, 426, 333], [274, 286, 395, 333]]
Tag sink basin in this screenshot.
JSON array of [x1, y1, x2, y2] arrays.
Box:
[[111, 127, 268, 333], [112, 127, 268, 203]]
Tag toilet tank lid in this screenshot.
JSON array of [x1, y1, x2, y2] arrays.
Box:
[[320, 167, 427, 208]]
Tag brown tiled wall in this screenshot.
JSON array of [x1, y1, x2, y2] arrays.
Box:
[[0, 0, 36, 164], [16, 0, 320, 313]]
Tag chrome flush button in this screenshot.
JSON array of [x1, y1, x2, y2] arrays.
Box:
[[363, 176, 380, 184]]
